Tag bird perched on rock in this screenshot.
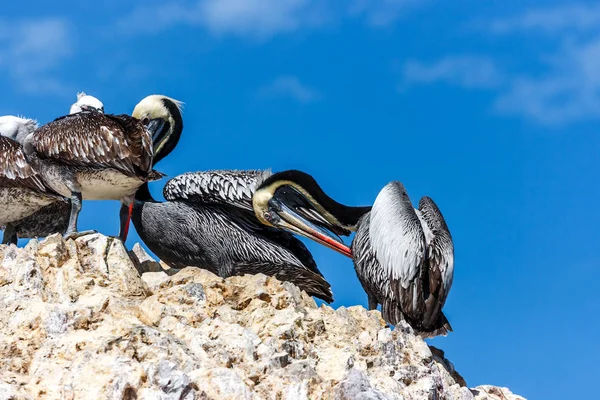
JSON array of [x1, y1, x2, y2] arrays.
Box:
[[252, 170, 454, 337], [21, 94, 167, 241], [0, 116, 66, 244], [126, 97, 333, 302], [0, 93, 105, 244]]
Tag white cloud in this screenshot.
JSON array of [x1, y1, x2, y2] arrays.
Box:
[[258, 76, 321, 103], [349, 0, 420, 27], [404, 4, 600, 126], [0, 18, 72, 95], [494, 37, 600, 125], [489, 4, 600, 35], [118, 0, 415, 38], [402, 56, 503, 89], [200, 0, 326, 37]]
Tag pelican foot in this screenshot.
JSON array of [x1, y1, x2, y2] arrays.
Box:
[[63, 230, 98, 241]]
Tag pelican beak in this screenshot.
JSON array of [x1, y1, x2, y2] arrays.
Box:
[[266, 198, 353, 258], [146, 118, 170, 153]]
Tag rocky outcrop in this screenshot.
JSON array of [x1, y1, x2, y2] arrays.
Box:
[[0, 234, 525, 400]]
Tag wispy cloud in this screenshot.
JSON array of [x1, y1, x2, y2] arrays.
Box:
[[488, 4, 600, 35], [118, 0, 417, 38], [0, 18, 72, 95], [402, 56, 503, 90], [403, 4, 600, 126], [118, 0, 324, 38], [494, 38, 600, 125], [349, 0, 420, 27], [258, 76, 321, 103]]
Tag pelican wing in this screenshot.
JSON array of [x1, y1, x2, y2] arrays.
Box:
[[0, 136, 48, 193], [369, 181, 427, 318], [163, 170, 272, 211], [418, 196, 454, 306], [31, 113, 153, 177]]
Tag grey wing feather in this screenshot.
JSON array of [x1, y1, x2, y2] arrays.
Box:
[[369, 181, 426, 318], [163, 169, 272, 211], [418, 196, 454, 300]]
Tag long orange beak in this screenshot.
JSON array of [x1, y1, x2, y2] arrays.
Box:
[[272, 201, 353, 258]]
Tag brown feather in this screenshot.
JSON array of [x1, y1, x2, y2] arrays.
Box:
[[0, 136, 50, 194], [31, 113, 154, 178]]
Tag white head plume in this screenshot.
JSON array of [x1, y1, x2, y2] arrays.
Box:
[[70, 92, 104, 114], [0, 115, 39, 144]]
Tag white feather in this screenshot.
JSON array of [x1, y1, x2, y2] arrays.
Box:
[[368, 181, 425, 289]]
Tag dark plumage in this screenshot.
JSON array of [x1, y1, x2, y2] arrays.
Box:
[[30, 112, 156, 180], [0, 117, 67, 244], [23, 106, 164, 240], [352, 182, 454, 338], [132, 170, 333, 303], [2, 94, 104, 243], [252, 170, 454, 338], [12, 201, 70, 239]]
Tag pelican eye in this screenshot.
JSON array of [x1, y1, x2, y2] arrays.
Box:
[[264, 210, 280, 224], [142, 117, 150, 125]]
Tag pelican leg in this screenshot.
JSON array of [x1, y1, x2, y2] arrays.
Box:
[[367, 295, 378, 311], [2, 224, 17, 245], [118, 201, 133, 242], [63, 191, 96, 240]]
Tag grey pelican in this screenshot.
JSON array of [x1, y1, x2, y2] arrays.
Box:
[[131, 169, 334, 302], [252, 171, 454, 338], [0, 116, 67, 244], [21, 95, 171, 240], [2, 93, 106, 244], [126, 98, 333, 301]]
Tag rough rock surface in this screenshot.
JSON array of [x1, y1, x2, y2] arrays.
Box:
[[0, 234, 526, 400]]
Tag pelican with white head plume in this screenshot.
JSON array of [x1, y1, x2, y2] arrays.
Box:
[[21, 94, 175, 241], [252, 170, 455, 338]]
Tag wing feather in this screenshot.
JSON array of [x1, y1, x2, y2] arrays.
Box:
[[418, 196, 454, 303], [31, 113, 153, 177], [163, 170, 272, 211], [0, 136, 50, 194]]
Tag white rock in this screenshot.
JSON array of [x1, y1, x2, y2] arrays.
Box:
[[0, 234, 525, 400]]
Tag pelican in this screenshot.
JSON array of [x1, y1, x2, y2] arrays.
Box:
[[4, 93, 106, 244], [21, 94, 172, 240], [0, 116, 66, 244], [131, 170, 334, 302], [252, 171, 454, 338]]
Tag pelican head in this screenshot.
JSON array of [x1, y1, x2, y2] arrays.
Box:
[[0, 115, 39, 144], [132, 94, 184, 166], [252, 170, 372, 258], [70, 92, 104, 114]]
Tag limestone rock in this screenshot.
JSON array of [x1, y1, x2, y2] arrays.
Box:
[[0, 233, 526, 400]]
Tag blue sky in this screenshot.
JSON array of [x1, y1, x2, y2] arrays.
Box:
[[2, 1, 599, 398]]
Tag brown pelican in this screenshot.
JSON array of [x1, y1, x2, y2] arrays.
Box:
[[252, 171, 454, 338], [21, 95, 172, 240], [0, 116, 67, 244], [131, 169, 333, 302], [5, 93, 106, 244]]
